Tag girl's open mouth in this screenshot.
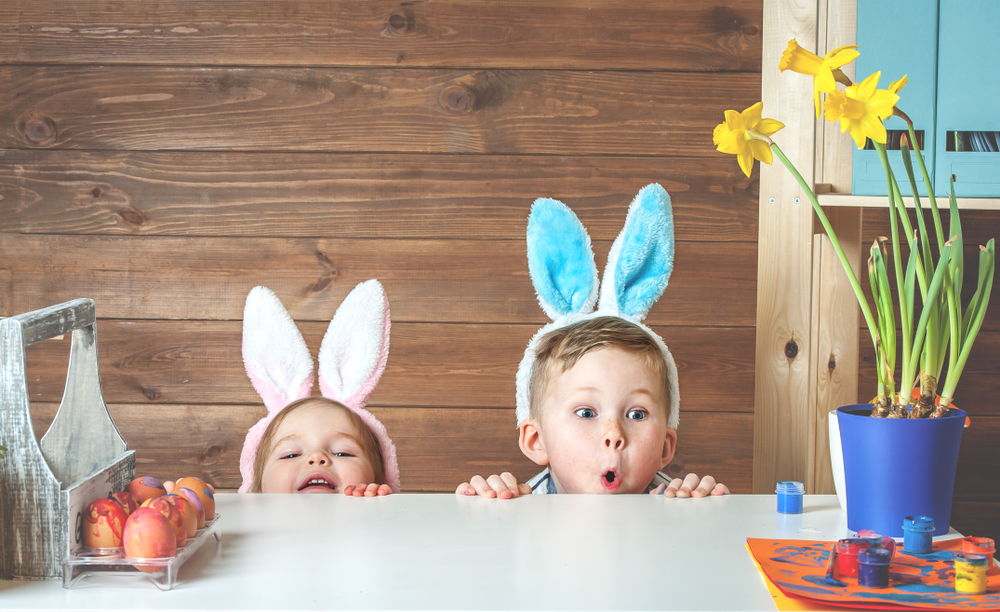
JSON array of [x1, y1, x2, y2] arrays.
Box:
[[297, 475, 338, 493], [600, 469, 621, 492]]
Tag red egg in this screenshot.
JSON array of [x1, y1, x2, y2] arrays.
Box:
[[164, 494, 198, 538], [174, 477, 215, 522], [176, 487, 206, 528], [126, 476, 166, 503], [123, 508, 177, 572], [110, 490, 138, 515], [83, 497, 130, 550], [144, 497, 187, 546]]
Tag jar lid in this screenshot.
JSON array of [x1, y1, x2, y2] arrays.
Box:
[[902, 515, 934, 530], [775, 481, 804, 495], [838, 538, 868, 553], [859, 548, 891, 564], [954, 553, 989, 567]]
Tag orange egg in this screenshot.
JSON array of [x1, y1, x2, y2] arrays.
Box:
[[174, 477, 215, 522], [144, 497, 187, 546], [83, 497, 130, 550], [110, 490, 138, 515], [123, 508, 177, 572], [176, 487, 205, 528], [126, 476, 166, 503], [163, 494, 198, 538]]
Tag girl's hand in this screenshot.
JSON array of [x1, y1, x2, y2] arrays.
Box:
[[455, 472, 532, 499], [650, 473, 729, 498], [343, 483, 391, 497]]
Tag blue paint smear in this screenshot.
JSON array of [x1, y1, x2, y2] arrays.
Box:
[[891, 582, 952, 595], [802, 575, 848, 590]]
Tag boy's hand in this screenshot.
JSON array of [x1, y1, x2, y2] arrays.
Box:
[[651, 473, 729, 498], [456, 472, 532, 499], [343, 483, 392, 497]]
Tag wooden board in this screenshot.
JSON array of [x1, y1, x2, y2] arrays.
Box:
[[9, 1, 762, 72], [0, 150, 759, 242], [28, 404, 754, 494], [0, 66, 759, 156], [23, 321, 755, 410], [0, 234, 757, 326], [951, 502, 1000, 551]]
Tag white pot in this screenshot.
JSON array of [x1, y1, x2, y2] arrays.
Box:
[[828, 409, 848, 512]]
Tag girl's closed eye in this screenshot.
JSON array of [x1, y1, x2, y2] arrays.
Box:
[[574, 407, 596, 418]]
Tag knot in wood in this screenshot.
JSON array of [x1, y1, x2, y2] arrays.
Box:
[[440, 85, 475, 113], [118, 207, 147, 227], [784, 339, 798, 360], [828, 355, 837, 370], [742, 25, 759, 36], [24, 116, 56, 145], [385, 10, 413, 35], [91, 187, 102, 198]]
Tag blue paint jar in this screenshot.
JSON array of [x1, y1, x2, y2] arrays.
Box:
[[775, 481, 804, 514], [858, 547, 891, 588], [902, 515, 934, 554]]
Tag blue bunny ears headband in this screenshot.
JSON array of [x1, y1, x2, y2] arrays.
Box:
[[515, 183, 680, 430]]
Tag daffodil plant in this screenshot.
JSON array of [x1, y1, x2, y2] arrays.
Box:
[[714, 39, 995, 418]]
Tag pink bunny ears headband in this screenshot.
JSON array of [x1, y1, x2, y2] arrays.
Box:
[[515, 183, 680, 430], [238, 279, 399, 493]]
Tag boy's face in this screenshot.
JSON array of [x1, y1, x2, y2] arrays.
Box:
[[260, 402, 376, 494], [519, 347, 676, 494]]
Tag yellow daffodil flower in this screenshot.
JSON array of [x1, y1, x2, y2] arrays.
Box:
[[713, 102, 785, 178], [888, 75, 907, 95], [779, 39, 860, 117], [823, 71, 899, 149]]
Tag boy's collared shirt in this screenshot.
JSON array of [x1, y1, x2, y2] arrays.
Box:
[[526, 468, 673, 494]]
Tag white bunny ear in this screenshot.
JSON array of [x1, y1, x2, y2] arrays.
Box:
[[598, 183, 674, 320], [242, 286, 315, 414], [527, 197, 600, 320], [318, 280, 390, 409]]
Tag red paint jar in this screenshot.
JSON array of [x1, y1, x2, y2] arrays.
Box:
[[962, 537, 996, 575], [837, 538, 867, 578]]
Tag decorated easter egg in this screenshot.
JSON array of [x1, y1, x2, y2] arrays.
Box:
[[110, 490, 138, 515], [174, 477, 215, 521], [163, 494, 198, 538], [144, 496, 187, 546], [83, 497, 130, 550], [176, 487, 206, 528], [126, 476, 166, 503], [123, 508, 177, 572]]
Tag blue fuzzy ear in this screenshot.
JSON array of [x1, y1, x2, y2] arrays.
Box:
[[598, 184, 674, 319], [527, 198, 599, 319]]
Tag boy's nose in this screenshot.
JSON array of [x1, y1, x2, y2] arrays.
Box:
[[603, 421, 625, 450], [307, 450, 330, 466]]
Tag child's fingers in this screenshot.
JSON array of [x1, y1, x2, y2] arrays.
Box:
[[486, 474, 516, 499], [455, 482, 474, 496], [469, 475, 497, 498], [691, 475, 717, 498], [649, 483, 667, 495], [517, 483, 532, 496], [343, 485, 356, 496], [499, 472, 522, 497], [711, 482, 730, 496], [363, 483, 380, 497], [377, 484, 392, 496]]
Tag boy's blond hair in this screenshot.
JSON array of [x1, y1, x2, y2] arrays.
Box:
[[250, 396, 386, 493], [528, 316, 672, 423]]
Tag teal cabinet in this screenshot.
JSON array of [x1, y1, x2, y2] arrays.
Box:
[[854, 0, 1000, 197]]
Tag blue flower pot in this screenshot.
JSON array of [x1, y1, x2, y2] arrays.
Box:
[[837, 404, 966, 537]]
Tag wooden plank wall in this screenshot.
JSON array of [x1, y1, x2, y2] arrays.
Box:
[[0, 2, 761, 494]]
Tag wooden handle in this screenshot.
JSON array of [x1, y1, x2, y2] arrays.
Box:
[[13, 299, 95, 347]]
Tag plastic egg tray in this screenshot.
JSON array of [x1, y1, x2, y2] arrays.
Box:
[[62, 514, 221, 590]]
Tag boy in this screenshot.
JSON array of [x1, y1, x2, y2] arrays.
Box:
[[456, 316, 729, 499]]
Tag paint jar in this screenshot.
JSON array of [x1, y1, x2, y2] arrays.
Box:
[[953, 553, 988, 595], [857, 529, 896, 561], [962, 537, 996, 575], [902, 516, 934, 554], [858, 547, 891, 588], [837, 538, 867, 577], [775, 481, 804, 514]]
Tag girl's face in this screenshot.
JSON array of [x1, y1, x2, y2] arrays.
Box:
[[259, 401, 377, 494]]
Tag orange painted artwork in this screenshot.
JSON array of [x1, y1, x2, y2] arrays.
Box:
[[746, 538, 999, 611]]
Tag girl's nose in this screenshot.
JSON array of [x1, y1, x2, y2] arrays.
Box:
[[603, 420, 625, 450], [307, 450, 329, 466]]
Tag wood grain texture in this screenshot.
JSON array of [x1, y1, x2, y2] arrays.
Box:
[[10, 1, 762, 71], [0, 66, 759, 156], [0, 1, 16, 64], [0, 150, 759, 241], [816, 0, 856, 193], [0, 234, 757, 326], [23, 321, 755, 411], [951, 502, 1000, 551], [28, 404, 754, 493], [858, 330, 1000, 416], [753, 0, 819, 493]]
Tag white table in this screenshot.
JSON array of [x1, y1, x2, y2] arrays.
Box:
[[0, 494, 960, 611]]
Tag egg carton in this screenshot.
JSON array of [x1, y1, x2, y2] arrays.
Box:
[[62, 514, 222, 590]]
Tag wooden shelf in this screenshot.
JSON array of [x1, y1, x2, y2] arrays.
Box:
[[818, 193, 1000, 210]]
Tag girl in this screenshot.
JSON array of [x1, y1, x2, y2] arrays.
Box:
[[238, 280, 399, 495]]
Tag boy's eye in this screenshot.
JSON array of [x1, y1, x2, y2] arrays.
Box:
[[574, 407, 596, 418], [626, 409, 646, 420]]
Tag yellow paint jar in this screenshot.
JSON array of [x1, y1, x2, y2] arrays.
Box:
[[954, 553, 988, 595]]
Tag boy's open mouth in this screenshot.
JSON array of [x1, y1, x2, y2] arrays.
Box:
[[298, 475, 337, 493], [601, 469, 621, 492]]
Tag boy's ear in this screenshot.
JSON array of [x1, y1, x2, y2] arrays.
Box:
[[518, 420, 549, 467], [660, 427, 678, 469]]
